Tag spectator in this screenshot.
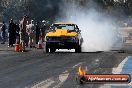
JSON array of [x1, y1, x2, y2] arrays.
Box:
[[15, 23, 20, 42], [19, 15, 28, 51], [41, 20, 47, 42], [1, 21, 6, 44], [27, 20, 36, 48], [35, 21, 40, 44], [8, 19, 16, 47]]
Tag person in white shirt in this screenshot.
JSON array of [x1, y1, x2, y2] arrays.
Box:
[[27, 20, 36, 48]]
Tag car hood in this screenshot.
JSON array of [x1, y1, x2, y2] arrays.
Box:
[[46, 29, 77, 37]]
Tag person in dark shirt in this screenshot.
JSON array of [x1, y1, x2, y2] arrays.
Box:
[[1, 21, 6, 44], [35, 22, 40, 44], [8, 19, 16, 47], [15, 23, 20, 43]]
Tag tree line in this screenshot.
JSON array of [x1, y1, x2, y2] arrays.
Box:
[[0, 0, 132, 22]]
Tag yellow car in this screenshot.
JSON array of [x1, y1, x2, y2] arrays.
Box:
[[44, 22, 83, 53]]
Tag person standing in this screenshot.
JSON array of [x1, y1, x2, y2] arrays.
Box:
[[41, 20, 47, 42], [35, 22, 40, 44], [8, 19, 16, 47], [19, 15, 28, 51], [15, 23, 20, 43], [27, 20, 36, 48], [1, 21, 6, 44]]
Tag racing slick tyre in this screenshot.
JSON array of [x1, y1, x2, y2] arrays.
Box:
[[45, 46, 49, 53], [75, 45, 81, 53], [50, 48, 56, 53], [45, 44, 49, 53]]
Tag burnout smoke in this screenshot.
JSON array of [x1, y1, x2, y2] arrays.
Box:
[[56, 1, 122, 52]]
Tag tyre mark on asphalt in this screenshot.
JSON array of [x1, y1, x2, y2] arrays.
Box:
[[0, 52, 78, 88], [28, 58, 91, 88], [29, 70, 70, 88], [0, 52, 125, 88], [30, 78, 55, 88], [0, 53, 73, 75]]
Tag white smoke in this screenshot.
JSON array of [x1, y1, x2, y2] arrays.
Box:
[[56, 1, 122, 52]]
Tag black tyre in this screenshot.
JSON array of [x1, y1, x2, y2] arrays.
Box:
[[45, 43, 49, 53], [45, 46, 49, 53], [75, 45, 81, 53], [50, 48, 56, 53]]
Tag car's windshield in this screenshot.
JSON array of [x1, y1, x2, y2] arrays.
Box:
[[50, 24, 76, 31]]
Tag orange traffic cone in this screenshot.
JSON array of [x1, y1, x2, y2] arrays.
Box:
[[20, 41, 25, 52], [19, 43, 22, 52], [15, 44, 20, 52], [15, 36, 20, 52], [37, 36, 43, 49]]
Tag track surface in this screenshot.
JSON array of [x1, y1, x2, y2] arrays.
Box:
[[0, 47, 129, 88]]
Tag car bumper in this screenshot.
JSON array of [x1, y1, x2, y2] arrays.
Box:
[[46, 41, 78, 49]]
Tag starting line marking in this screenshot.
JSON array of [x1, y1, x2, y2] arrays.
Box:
[[112, 56, 128, 74], [101, 56, 132, 88]]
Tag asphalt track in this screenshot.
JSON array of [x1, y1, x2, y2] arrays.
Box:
[[0, 45, 130, 88]]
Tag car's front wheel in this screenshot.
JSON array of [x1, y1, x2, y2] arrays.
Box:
[[50, 48, 56, 53], [75, 44, 81, 53], [45, 46, 49, 53]]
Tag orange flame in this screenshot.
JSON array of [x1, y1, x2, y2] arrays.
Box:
[[78, 66, 86, 76]]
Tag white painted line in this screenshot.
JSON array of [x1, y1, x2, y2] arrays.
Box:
[[31, 78, 55, 88], [30, 62, 83, 88], [100, 81, 132, 88], [72, 62, 84, 69], [59, 72, 69, 82], [100, 56, 129, 88], [53, 62, 85, 87], [112, 57, 128, 74], [30, 70, 69, 88], [100, 56, 132, 88], [104, 82, 132, 86], [53, 71, 69, 88]]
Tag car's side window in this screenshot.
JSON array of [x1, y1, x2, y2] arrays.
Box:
[[75, 25, 79, 32], [49, 25, 56, 31]]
